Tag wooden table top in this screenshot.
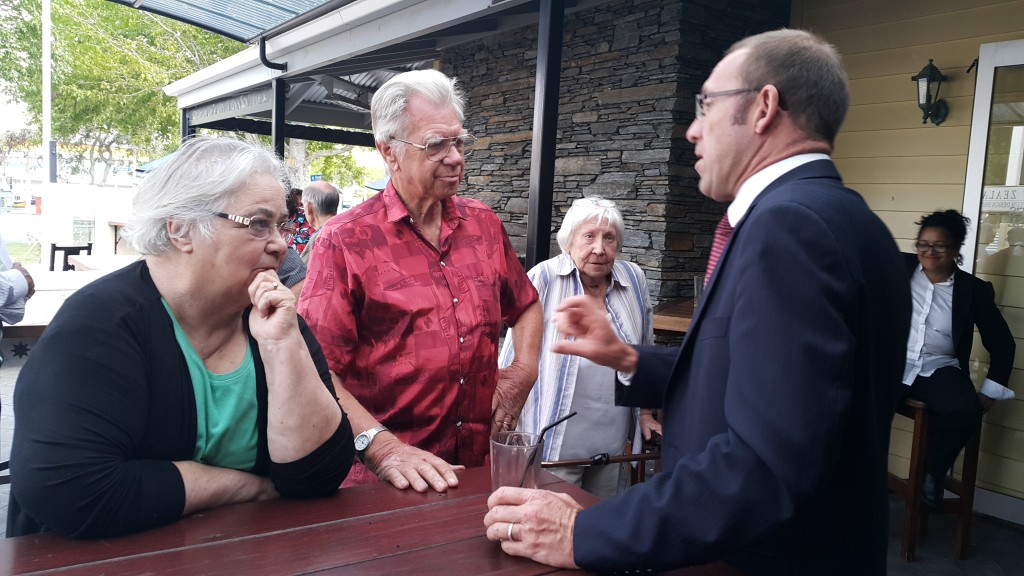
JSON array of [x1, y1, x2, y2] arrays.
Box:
[[1, 467, 742, 575], [653, 298, 695, 334]]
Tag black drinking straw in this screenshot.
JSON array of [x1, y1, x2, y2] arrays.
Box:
[[518, 411, 578, 487]]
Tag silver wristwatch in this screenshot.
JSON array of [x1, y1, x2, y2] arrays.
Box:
[[354, 425, 388, 463]]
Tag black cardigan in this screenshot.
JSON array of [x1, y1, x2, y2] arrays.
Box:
[[8, 261, 353, 538]]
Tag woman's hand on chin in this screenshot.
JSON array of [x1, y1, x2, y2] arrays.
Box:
[[247, 270, 298, 343]]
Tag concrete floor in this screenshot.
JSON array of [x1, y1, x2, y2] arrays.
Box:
[[2, 341, 1022, 573]]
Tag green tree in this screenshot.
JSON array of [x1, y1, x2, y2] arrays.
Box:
[[0, 0, 242, 183], [0, 127, 38, 179], [284, 140, 370, 189]]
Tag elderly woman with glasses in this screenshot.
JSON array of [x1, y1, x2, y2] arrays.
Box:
[[902, 209, 1015, 505], [7, 137, 355, 539], [498, 197, 660, 498]]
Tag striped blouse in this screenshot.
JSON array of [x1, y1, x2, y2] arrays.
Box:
[[498, 253, 654, 462]]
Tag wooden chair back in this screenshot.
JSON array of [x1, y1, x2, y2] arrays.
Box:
[[49, 242, 93, 271]]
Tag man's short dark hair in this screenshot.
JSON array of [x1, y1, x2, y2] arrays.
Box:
[[728, 29, 849, 146]]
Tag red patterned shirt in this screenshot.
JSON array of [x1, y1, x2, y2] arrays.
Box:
[[297, 183, 538, 483]]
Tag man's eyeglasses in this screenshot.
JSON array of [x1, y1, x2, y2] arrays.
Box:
[[914, 241, 950, 254], [695, 88, 757, 119], [213, 212, 296, 240], [391, 134, 477, 161]]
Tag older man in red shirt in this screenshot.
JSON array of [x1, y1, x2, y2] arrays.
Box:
[[298, 69, 542, 492]]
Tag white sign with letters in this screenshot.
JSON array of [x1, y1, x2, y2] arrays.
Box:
[[982, 186, 1024, 212]]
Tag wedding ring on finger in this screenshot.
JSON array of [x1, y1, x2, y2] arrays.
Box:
[[271, 281, 279, 290], [507, 522, 516, 542]]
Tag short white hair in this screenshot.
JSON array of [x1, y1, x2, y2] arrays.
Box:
[[124, 136, 285, 255], [371, 69, 466, 152], [302, 180, 340, 217], [556, 196, 625, 254]]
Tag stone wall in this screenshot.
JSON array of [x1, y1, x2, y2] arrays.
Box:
[[442, 0, 789, 303]]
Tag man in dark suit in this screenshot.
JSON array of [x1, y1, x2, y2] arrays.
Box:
[[483, 29, 911, 575]]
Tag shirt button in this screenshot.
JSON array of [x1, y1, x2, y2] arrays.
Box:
[[440, 261, 446, 267], [459, 336, 465, 344], [456, 420, 462, 427], [453, 297, 459, 304], [459, 378, 465, 385]]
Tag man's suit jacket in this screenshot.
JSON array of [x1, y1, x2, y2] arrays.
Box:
[[903, 253, 1014, 385], [573, 160, 911, 576]]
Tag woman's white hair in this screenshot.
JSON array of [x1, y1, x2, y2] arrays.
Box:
[[123, 136, 285, 255], [556, 196, 625, 254], [371, 69, 466, 153]]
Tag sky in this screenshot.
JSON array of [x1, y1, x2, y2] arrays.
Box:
[[0, 94, 30, 133]]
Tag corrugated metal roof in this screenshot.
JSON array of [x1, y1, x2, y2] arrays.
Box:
[[104, 0, 347, 43]]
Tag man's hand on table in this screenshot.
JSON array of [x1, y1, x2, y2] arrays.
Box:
[[484, 487, 581, 569], [365, 433, 464, 493]]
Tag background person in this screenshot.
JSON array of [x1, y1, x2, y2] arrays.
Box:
[[279, 243, 307, 299], [483, 29, 910, 575], [299, 180, 340, 265], [498, 196, 658, 498], [0, 232, 34, 369], [286, 187, 312, 254], [902, 209, 1016, 505], [298, 69, 543, 492], [7, 137, 354, 538]]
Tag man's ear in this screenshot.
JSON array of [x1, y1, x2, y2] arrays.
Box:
[[167, 219, 193, 253], [377, 140, 400, 171], [752, 85, 782, 135]]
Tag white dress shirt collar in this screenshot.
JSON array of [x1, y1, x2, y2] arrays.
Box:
[[726, 153, 831, 226]]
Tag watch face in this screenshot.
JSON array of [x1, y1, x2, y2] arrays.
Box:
[[355, 434, 370, 451]]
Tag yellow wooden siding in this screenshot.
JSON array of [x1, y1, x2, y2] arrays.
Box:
[[834, 127, 972, 158], [804, 0, 1014, 34], [798, 0, 1024, 501], [840, 33, 1024, 80], [835, 156, 967, 185], [822, 3, 1024, 56], [855, 184, 964, 212]]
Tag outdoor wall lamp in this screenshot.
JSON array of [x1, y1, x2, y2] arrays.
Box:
[[911, 59, 948, 125]]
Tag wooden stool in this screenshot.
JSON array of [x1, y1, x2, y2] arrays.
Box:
[[888, 398, 982, 561], [49, 242, 93, 271]]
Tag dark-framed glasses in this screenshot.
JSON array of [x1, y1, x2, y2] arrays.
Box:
[[695, 88, 757, 119], [213, 212, 296, 240], [914, 241, 950, 254], [392, 134, 476, 161]]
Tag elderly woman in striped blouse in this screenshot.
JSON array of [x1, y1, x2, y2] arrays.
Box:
[[498, 196, 660, 498]]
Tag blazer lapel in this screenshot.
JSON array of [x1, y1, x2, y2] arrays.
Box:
[[677, 159, 843, 365], [951, 268, 972, 348]]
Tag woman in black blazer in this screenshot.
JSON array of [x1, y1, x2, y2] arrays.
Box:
[[902, 209, 1016, 505]]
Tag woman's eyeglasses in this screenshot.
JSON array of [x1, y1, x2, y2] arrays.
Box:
[[213, 212, 296, 240], [914, 241, 950, 254], [391, 134, 476, 161]]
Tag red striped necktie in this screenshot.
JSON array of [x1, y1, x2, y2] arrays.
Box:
[[704, 215, 733, 287]]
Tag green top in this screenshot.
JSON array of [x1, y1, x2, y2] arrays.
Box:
[[163, 299, 258, 470]]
